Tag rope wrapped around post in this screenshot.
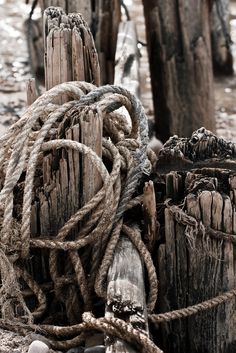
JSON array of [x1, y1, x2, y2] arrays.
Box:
[[0, 81, 158, 350]]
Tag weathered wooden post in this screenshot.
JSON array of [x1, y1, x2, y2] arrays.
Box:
[[43, 7, 100, 90], [27, 8, 102, 324], [211, 0, 233, 75], [40, 0, 92, 25], [40, 0, 121, 85], [153, 128, 236, 352], [142, 0, 216, 142], [104, 19, 157, 353]]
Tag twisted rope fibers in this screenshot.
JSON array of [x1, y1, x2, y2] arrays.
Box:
[[0, 81, 160, 350], [2, 81, 235, 351]]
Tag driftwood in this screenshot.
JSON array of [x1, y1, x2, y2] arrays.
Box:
[[155, 128, 236, 352], [142, 0, 216, 142]]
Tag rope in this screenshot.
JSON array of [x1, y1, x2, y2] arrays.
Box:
[[149, 287, 236, 324], [4, 80, 236, 351], [150, 199, 236, 324], [0, 81, 158, 350], [165, 200, 236, 247]]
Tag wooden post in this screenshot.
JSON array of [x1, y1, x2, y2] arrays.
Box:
[[105, 19, 150, 353], [40, 0, 121, 85], [24, 16, 44, 78], [106, 234, 149, 353], [43, 7, 100, 91], [28, 8, 102, 324], [40, 0, 92, 27], [155, 129, 236, 352], [142, 0, 216, 142], [211, 0, 233, 75]]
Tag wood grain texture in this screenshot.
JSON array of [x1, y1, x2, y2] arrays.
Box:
[[26, 78, 37, 106], [40, 0, 120, 85], [143, 180, 158, 252], [44, 8, 100, 92], [105, 16, 149, 353], [28, 9, 102, 324], [106, 235, 148, 353], [210, 0, 233, 75], [142, 0, 216, 142], [157, 170, 236, 353]]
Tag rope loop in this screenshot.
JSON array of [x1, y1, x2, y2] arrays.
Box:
[[0, 81, 157, 351]]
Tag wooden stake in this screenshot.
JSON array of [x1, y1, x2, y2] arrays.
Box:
[[40, 0, 120, 84], [158, 169, 236, 352], [40, 0, 92, 26], [211, 0, 233, 75]]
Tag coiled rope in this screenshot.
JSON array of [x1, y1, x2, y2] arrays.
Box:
[[2, 80, 235, 352], [0, 81, 159, 351]]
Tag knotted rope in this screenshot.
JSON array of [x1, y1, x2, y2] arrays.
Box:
[[0, 81, 159, 350]]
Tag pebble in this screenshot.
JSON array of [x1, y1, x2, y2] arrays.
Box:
[[27, 340, 49, 353]]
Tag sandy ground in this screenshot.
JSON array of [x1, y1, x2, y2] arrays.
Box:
[[0, 0, 32, 136], [0, 328, 31, 353]]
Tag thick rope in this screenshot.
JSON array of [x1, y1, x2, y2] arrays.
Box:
[[149, 287, 236, 324], [0, 81, 158, 351], [2, 80, 236, 352]]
